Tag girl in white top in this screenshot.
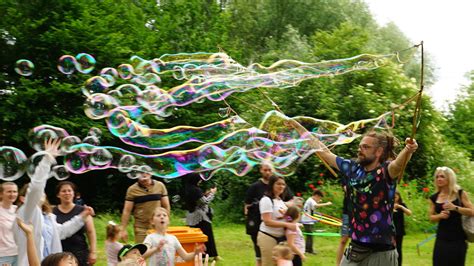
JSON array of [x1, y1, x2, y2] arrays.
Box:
[[0, 182, 18, 266], [143, 207, 204, 265], [257, 175, 300, 266], [106, 221, 124, 266], [13, 139, 94, 266]]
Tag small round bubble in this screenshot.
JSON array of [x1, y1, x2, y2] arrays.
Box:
[[118, 155, 136, 173], [90, 147, 113, 166], [218, 107, 230, 118], [88, 127, 102, 138], [15, 59, 35, 76], [52, 165, 70, 180], [57, 55, 77, 74], [29, 128, 61, 152], [81, 136, 100, 153], [60, 136, 81, 154], [117, 64, 134, 79], [171, 195, 181, 203], [0, 146, 27, 181], [84, 76, 109, 94], [75, 53, 96, 74]]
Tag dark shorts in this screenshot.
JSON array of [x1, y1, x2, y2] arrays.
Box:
[[341, 214, 350, 236]]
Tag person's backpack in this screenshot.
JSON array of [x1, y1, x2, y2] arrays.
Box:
[[458, 190, 474, 242]]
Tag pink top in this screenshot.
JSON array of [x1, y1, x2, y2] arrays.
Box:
[[0, 205, 18, 256], [105, 240, 123, 266], [285, 226, 305, 255]]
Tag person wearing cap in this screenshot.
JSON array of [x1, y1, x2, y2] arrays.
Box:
[[120, 170, 170, 243], [117, 243, 147, 266]]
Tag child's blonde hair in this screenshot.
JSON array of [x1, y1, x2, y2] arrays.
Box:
[[106, 221, 122, 241], [151, 206, 169, 217], [272, 243, 293, 260]]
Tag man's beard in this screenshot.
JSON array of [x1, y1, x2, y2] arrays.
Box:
[[356, 153, 376, 166]]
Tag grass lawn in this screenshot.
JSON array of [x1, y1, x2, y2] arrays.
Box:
[[92, 216, 474, 265]]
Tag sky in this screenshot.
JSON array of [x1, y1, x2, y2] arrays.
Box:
[[365, 0, 474, 110]]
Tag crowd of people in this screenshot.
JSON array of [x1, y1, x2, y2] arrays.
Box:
[[1, 130, 474, 265]]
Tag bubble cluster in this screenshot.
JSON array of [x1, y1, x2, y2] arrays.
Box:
[[57, 53, 96, 75], [1, 51, 398, 181], [15, 59, 35, 76]]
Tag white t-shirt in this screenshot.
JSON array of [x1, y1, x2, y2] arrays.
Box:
[[259, 196, 287, 236], [301, 197, 317, 224], [143, 233, 182, 266], [0, 205, 18, 256]]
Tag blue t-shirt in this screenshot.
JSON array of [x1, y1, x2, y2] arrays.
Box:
[[336, 157, 396, 245]]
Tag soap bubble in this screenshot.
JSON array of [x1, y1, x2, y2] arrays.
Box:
[[52, 165, 70, 180], [58, 55, 77, 74], [171, 195, 181, 203], [14, 59, 34, 76], [76, 53, 96, 74], [90, 147, 113, 166], [0, 147, 27, 181], [29, 125, 68, 152]]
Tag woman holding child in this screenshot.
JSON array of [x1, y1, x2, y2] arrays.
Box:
[[257, 176, 300, 266]]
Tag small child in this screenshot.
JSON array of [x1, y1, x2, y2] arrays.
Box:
[[117, 243, 148, 266], [272, 243, 294, 266], [106, 221, 124, 266], [300, 189, 332, 254], [143, 207, 204, 265], [285, 206, 306, 266]]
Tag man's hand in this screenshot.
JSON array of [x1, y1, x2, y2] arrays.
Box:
[[404, 138, 418, 153]]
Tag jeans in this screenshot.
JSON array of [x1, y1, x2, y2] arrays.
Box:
[[0, 255, 18, 266]]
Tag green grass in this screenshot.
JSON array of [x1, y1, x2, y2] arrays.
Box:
[[92, 215, 474, 265]]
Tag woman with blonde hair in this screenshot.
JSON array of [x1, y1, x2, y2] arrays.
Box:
[[429, 166, 474, 266]]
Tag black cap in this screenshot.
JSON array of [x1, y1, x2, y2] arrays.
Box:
[[117, 243, 148, 261]]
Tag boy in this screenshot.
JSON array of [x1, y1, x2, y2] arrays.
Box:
[[300, 189, 332, 254]]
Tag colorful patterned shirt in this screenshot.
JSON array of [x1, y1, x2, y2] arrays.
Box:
[[336, 157, 396, 245]]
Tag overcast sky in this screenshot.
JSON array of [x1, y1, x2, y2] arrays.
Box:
[[365, 0, 474, 110]]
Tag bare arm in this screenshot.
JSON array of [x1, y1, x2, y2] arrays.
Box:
[[429, 200, 449, 222], [261, 212, 296, 230], [177, 243, 204, 262], [17, 218, 40, 266], [120, 200, 134, 241], [85, 215, 97, 264], [286, 232, 306, 260], [395, 204, 412, 216], [388, 138, 418, 179], [444, 191, 474, 216], [286, 119, 338, 169], [315, 202, 332, 208]]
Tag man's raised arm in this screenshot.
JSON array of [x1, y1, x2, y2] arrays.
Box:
[[285, 118, 338, 170]]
